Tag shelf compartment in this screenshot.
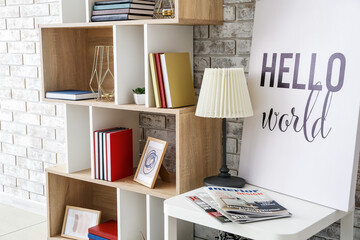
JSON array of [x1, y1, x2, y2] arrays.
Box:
[[117, 189, 146, 240], [146, 195, 164, 240], [47, 170, 117, 239], [144, 24, 193, 107], [90, 107, 140, 177], [113, 25, 144, 105], [41, 26, 114, 95]]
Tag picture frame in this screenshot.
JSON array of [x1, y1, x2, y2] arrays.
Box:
[[61, 206, 101, 240], [134, 137, 168, 188]]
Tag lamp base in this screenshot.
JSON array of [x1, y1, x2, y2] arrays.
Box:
[[204, 175, 246, 188]]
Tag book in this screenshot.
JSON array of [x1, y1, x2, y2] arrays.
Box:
[[95, 0, 155, 5], [154, 53, 167, 108], [203, 186, 292, 223], [92, 8, 153, 16], [105, 128, 133, 181], [45, 90, 97, 101], [88, 220, 117, 240], [93, 3, 155, 10], [160, 53, 196, 108], [93, 127, 125, 180], [186, 195, 232, 223], [88, 233, 107, 240], [149, 53, 161, 108], [91, 14, 152, 22]]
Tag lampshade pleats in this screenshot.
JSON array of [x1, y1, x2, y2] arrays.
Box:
[[195, 68, 253, 118]]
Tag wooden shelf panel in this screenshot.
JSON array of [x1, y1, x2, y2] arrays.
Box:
[[41, 19, 180, 29], [42, 98, 196, 114], [46, 165, 176, 199]]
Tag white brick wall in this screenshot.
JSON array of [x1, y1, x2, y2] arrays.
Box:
[[0, 0, 63, 203]]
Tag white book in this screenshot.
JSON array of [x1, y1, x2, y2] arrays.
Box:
[[45, 90, 98, 100], [160, 54, 172, 108]]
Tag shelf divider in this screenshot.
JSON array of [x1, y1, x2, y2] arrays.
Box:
[[65, 105, 91, 173]]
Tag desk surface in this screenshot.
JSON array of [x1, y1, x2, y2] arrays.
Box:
[[164, 186, 349, 240]]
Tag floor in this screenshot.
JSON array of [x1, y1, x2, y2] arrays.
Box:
[[0, 203, 47, 240]]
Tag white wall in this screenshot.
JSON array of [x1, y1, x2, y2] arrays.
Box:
[[0, 0, 65, 210]]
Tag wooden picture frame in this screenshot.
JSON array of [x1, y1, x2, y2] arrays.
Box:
[[134, 137, 168, 188], [61, 206, 101, 240]]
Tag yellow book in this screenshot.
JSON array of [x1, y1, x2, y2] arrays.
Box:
[[149, 53, 161, 108], [160, 52, 196, 108]]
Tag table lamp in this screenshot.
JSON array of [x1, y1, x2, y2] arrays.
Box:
[[195, 68, 253, 188]]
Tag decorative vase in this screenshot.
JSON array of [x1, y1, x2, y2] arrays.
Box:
[[133, 93, 145, 105]]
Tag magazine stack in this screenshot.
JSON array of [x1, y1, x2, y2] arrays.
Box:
[[187, 186, 292, 224]]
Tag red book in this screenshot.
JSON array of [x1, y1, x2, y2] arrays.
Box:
[[154, 53, 167, 108], [105, 128, 133, 182], [88, 220, 117, 240]]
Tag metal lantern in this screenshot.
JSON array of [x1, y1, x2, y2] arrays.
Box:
[[154, 0, 175, 19]]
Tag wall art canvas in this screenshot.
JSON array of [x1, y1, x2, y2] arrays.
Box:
[[239, 0, 360, 211]]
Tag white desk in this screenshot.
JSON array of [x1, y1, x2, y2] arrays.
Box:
[[164, 187, 354, 240]]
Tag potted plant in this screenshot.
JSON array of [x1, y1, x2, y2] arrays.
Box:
[[132, 87, 145, 105]]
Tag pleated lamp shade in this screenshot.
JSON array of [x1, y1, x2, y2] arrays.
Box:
[[195, 68, 253, 118]]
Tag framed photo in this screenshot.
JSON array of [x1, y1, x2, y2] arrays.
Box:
[[134, 137, 168, 188], [61, 206, 101, 240]]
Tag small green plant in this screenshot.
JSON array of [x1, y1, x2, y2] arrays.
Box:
[[132, 87, 145, 94]]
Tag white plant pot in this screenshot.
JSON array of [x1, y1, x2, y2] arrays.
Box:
[[133, 93, 145, 105]]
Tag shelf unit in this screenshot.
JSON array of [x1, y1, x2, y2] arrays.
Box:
[[59, 0, 223, 25], [42, 0, 223, 239]]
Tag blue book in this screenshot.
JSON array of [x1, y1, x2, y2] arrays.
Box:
[[88, 233, 109, 240], [93, 3, 154, 11], [45, 90, 98, 101]]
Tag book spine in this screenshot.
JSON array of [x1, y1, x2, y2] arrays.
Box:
[[92, 9, 130, 15], [107, 133, 111, 181], [91, 14, 129, 22], [99, 132, 103, 180], [160, 54, 172, 108], [93, 131, 98, 179], [154, 53, 167, 108], [149, 53, 161, 108], [88, 233, 108, 240]]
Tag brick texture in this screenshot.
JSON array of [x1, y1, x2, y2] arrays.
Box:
[[0, 0, 62, 202]]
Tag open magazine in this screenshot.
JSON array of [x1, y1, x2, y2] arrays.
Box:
[[187, 187, 291, 224]]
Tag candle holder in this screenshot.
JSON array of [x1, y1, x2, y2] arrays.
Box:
[[89, 46, 114, 102], [154, 0, 175, 19]]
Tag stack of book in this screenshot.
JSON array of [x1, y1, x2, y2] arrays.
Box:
[[149, 52, 196, 108], [93, 127, 133, 181], [91, 0, 155, 22], [187, 186, 292, 224], [88, 220, 117, 240]]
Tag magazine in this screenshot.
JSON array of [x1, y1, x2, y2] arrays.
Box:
[[201, 186, 292, 223], [186, 195, 232, 223]]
